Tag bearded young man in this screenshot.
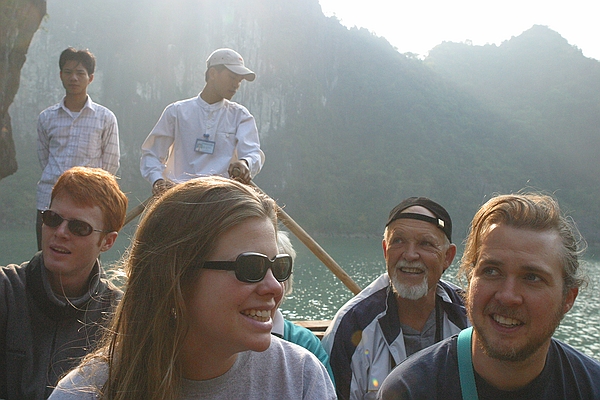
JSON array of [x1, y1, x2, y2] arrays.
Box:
[[322, 197, 469, 400], [378, 193, 600, 400]]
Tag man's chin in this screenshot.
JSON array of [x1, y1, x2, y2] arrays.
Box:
[[391, 277, 429, 300]]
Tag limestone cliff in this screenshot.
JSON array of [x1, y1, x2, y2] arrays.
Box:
[[0, 0, 46, 180]]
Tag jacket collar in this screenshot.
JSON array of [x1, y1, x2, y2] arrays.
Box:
[[26, 252, 104, 320]]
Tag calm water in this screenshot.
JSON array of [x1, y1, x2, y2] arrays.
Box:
[[2, 229, 599, 360]]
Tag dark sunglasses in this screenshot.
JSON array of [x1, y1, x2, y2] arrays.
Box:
[[41, 210, 108, 237], [202, 252, 293, 283]]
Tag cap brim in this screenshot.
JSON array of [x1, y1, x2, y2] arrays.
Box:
[[224, 65, 256, 81]]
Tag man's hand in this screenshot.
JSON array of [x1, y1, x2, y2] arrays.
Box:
[[152, 179, 175, 196], [228, 160, 251, 184]]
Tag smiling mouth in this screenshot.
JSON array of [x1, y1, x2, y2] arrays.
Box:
[[241, 309, 272, 323], [50, 246, 71, 254], [399, 266, 424, 274], [492, 314, 523, 327]]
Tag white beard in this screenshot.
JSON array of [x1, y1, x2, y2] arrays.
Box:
[[390, 260, 429, 300]]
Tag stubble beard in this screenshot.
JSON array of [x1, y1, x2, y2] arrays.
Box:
[[390, 260, 429, 301], [467, 295, 565, 362]]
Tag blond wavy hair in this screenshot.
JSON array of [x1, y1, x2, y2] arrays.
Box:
[[459, 193, 587, 294]]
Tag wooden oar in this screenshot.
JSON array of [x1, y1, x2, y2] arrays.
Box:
[[248, 181, 362, 295], [123, 196, 152, 226]]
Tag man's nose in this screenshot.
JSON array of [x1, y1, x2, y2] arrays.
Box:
[[403, 242, 420, 261], [494, 277, 524, 306], [53, 220, 71, 237]]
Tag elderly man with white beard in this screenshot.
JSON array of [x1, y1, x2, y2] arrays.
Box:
[[322, 197, 469, 400]]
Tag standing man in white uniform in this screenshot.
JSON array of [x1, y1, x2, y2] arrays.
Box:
[[140, 48, 263, 195]]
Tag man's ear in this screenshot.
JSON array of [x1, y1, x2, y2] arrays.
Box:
[[382, 238, 388, 259], [207, 66, 217, 81], [563, 287, 578, 314], [100, 231, 118, 252], [88, 73, 94, 84], [443, 243, 457, 272]]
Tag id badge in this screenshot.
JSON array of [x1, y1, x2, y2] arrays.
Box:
[[195, 138, 215, 154]]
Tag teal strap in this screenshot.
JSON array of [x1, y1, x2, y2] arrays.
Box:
[[457, 327, 479, 400]]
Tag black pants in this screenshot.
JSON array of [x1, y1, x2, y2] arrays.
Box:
[[36, 209, 43, 251]]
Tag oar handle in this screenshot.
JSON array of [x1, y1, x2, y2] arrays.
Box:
[[249, 181, 362, 295], [123, 196, 152, 226]]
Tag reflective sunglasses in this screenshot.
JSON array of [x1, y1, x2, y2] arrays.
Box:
[[202, 252, 293, 283], [41, 210, 107, 237]]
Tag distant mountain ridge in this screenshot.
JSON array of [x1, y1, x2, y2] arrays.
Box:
[[2, 1, 599, 249], [425, 25, 600, 243], [427, 25, 599, 118]]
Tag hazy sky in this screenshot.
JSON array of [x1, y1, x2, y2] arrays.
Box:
[[318, 0, 599, 61]]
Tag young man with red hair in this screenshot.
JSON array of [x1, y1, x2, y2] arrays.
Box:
[[1, 167, 127, 399]]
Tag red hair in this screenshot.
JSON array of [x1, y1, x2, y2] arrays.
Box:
[[51, 167, 128, 232]]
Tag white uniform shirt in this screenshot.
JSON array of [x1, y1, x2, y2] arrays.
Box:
[[140, 94, 262, 185]]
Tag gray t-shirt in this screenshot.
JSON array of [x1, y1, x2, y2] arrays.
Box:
[[48, 336, 336, 399]]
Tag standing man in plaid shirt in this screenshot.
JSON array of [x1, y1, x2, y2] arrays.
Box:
[[36, 47, 120, 250]]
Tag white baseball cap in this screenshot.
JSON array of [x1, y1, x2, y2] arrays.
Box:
[[206, 48, 256, 81]]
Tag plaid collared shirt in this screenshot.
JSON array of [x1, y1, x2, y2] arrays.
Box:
[[36, 96, 120, 209]]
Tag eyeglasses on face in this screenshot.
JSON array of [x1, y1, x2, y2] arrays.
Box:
[[41, 210, 107, 237], [202, 252, 293, 283]]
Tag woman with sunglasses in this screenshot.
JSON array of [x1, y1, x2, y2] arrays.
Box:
[[49, 176, 336, 400]]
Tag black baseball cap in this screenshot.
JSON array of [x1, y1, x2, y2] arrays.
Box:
[[386, 197, 452, 242]]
